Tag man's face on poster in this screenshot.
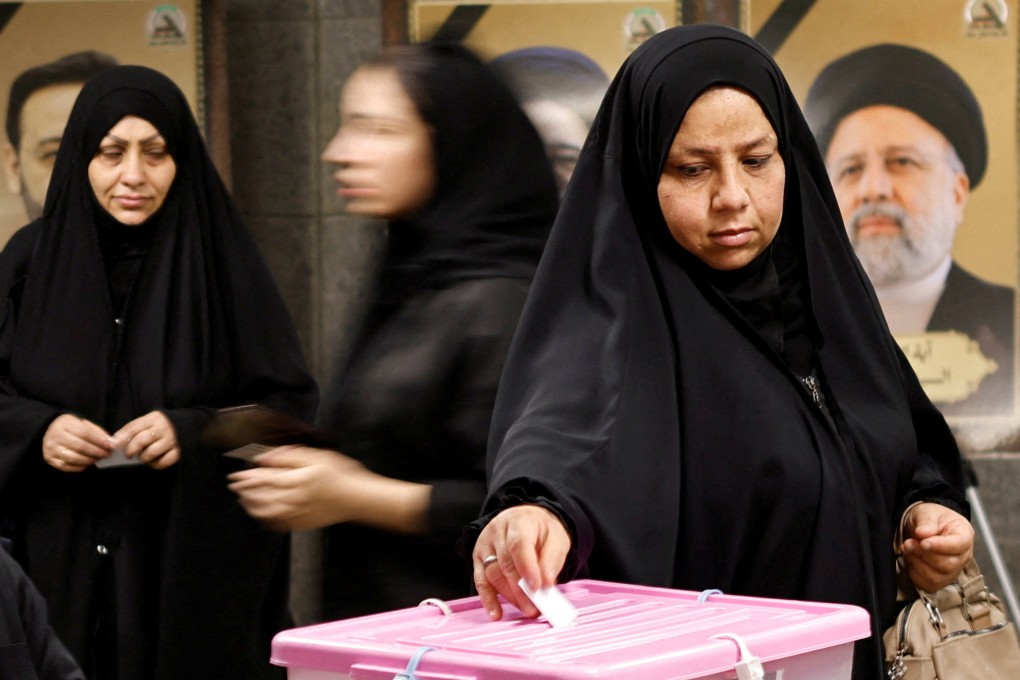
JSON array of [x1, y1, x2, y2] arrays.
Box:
[[3, 82, 83, 222], [825, 104, 970, 287]]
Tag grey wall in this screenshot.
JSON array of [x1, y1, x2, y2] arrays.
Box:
[[216, 0, 1020, 627], [222, 0, 387, 624]]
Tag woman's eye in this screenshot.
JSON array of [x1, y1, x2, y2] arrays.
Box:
[[99, 149, 123, 161], [678, 165, 705, 177]]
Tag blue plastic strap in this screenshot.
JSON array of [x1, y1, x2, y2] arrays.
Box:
[[697, 588, 723, 603], [393, 646, 436, 680]]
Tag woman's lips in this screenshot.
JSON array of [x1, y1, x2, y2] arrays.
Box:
[[710, 227, 753, 247], [115, 195, 148, 208]]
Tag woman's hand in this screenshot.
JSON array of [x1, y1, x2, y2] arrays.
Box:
[[472, 505, 571, 621], [110, 411, 180, 469], [227, 446, 430, 533], [900, 502, 975, 592], [42, 414, 113, 472]]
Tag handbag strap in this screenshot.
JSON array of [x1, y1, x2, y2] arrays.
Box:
[[896, 505, 994, 631], [956, 557, 993, 629]]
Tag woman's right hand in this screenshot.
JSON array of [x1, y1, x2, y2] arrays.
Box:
[[471, 504, 572, 621], [42, 414, 113, 473]]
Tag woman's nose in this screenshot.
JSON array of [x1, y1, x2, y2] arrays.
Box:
[[121, 151, 145, 185], [711, 166, 750, 212], [321, 130, 352, 165]]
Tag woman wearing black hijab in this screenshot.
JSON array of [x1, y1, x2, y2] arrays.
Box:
[[228, 44, 559, 620], [468, 26, 974, 679], [0, 66, 318, 678]]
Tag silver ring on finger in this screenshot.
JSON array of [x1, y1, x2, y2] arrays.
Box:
[[482, 554, 498, 568]]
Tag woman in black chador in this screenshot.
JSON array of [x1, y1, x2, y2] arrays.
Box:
[[0, 66, 318, 679], [468, 26, 975, 680], [228, 43, 559, 620]]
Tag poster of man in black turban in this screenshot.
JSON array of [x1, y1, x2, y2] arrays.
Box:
[[750, 0, 1019, 439]]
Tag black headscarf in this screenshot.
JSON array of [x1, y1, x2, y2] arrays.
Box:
[[481, 25, 967, 679], [371, 43, 559, 306], [7, 65, 317, 426]]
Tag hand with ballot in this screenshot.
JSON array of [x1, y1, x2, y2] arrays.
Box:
[[471, 504, 572, 621], [108, 410, 181, 469], [41, 413, 113, 472], [227, 445, 431, 534]]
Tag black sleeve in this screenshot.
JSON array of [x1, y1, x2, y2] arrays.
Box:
[[897, 348, 970, 519], [0, 549, 84, 680]]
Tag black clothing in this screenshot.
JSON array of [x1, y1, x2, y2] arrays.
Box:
[[320, 44, 558, 619], [804, 43, 987, 188], [474, 26, 968, 680], [0, 547, 84, 680], [928, 262, 1016, 416], [0, 66, 318, 679], [323, 278, 533, 618]]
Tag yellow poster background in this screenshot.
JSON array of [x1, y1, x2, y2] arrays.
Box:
[[412, 0, 678, 78]]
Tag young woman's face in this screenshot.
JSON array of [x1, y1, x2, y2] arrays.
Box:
[[321, 66, 436, 219], [657, 86, 785, 270], [88, 115, 176, 226]]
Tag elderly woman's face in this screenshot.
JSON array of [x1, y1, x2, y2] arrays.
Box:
[[88, 115, 176, 226], [657, 86, 785, 270], [320, 66, 436, 219]]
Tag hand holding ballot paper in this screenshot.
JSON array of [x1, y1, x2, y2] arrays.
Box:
[[202, 403, 338, 462], [43, 410, 180, 471], [217, 405, 433, 534]]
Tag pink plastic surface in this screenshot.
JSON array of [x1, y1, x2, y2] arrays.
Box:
[[272, 579, 871, 679]]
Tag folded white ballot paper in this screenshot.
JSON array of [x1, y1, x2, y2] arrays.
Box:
[[95, 448, 144, 468], [517, 578, 578, 628]]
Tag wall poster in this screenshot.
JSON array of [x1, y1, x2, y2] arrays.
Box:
[[750, 0, 1019, 450], [409, 0, 677, 195], [0, 0, 200, 247]]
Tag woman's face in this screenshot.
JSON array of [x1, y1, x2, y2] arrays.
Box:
[[88, 115, 176, 226], [321, 66, 436, 219], [657, 86, 785, 270], [521, 99, 590, 197]]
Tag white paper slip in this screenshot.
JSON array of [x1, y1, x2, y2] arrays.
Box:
[[517, 578, 578, 628], [222, 442, 275, 462], [95, 448, 144, 468]]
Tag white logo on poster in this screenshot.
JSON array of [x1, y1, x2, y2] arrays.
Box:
[[623, 8, 666, 53], [964, 0, 1008, 37], [147, 4, 188, 46]]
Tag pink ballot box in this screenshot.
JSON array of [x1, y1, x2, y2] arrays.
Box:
[[271, 580, 871, 680]]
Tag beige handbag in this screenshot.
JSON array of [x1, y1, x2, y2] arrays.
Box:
[[882, 556, 1020, 679]]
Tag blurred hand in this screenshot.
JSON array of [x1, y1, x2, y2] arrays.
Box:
[[900, 502, 975, 592], [227, 446, 377, 531], [42, 414, 113, 473], [110, 411, 180, 470], [471, 504, 571, 621]]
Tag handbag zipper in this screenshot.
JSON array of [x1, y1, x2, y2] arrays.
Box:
[[887, 603, 911, 679], [942, 620, 1008, 639]]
